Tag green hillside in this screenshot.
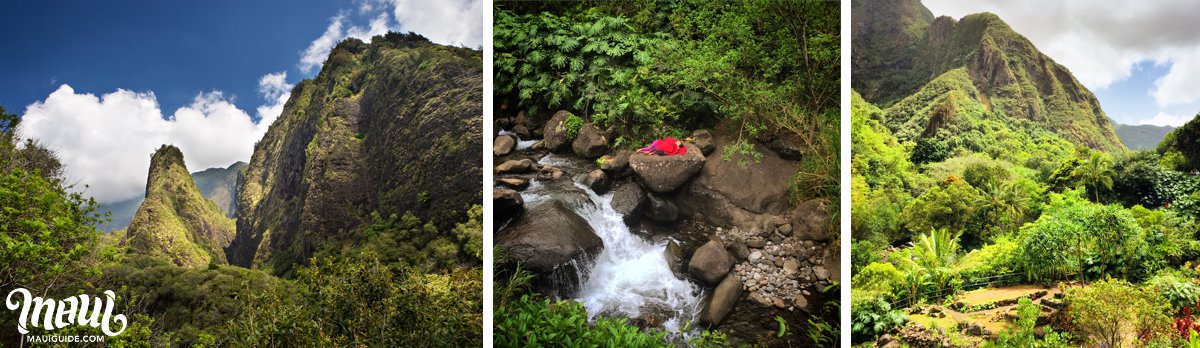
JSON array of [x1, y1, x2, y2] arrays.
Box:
[[229, 33, 483, 276], [852, 0, 1123, 151], [120, 145, 236, 268]]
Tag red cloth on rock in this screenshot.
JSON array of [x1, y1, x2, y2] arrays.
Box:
[[653, 137, 687, 156]]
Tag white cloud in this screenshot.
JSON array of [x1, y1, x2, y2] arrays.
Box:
[[389, 0, 481, 47], [298, 0, 481, 73], [19, 84, 280, 203], [299, 14, 347, 74], [1140, 112, 1194, 127], [922, 0, 1200, 96], [1152, 48, 1200, 107], [256, 71, 293, 127]]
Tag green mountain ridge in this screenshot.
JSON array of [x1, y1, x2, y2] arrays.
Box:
[[852, 0, 1124, 151], [98, 162, 246, 231], [1112, 121, 1175, 151], [228, 33, 483, 275], [120, 145, 236, 268]]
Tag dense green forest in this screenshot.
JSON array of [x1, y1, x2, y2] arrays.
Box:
[[493, 0, 839, 346], [1, 32, 483, 347], [852, 89, 1200, 347], [851, 1, 1200, 347]]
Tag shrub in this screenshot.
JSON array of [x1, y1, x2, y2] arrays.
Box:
[[852, 262, 904, 299], [989, 297, 1071, 347], [850, 294, 907, 344], [1064, 278, 1172, 348]]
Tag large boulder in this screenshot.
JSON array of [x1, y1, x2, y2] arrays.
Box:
[[793, 199, 832, 242], [644, 194, 679, 222], [494, 135, 517, 156], [610, 182, 646, 223], [676, 132, 798, 230], [572, 123, 609, 159], [687, 239, 734, 285], [542, 110, 574, 152], [496, 159, 535, 174], [664, 240, 684, 278], [628, 143, 705, 193], [698, 272, 742, 328], [690, 129, 716, 156], [494, 188, 524, 227], [498, 201, 603, 273]]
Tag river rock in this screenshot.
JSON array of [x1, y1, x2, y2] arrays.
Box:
[[637, 299, 676, 328], [572, 123, 608, 159], [536, 165, 564, 181], [498, 201, 603, 273], [688, 240, 734, 285], [496, 159, 535, 174], [792, 199, 832, 241], [511, 124, 531, 139], [783, 259, 799, 275], [793, 294, 809, 309], [610, 182, 645, 223], [542, 110, 574, 152], [494, 135, 516, 156], [748, 250, 763, 262], [727, 240, 749, 261], [665, 240, 684, 278], [690, 129, 715, 155], [769, 136, 803, 161], [698, 272, 742, 328], [574, 170, 612, 195], [599, 151, 630, 178], [749, 292, 771, 308], [496, 177, 529, 190], [814, 266, 829, 280], [494, 188, 524, 225], [644, 194, 679, 222], [629, 143, 705, 193]]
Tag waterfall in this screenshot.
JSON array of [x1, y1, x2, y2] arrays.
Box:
[[520, 154, 703, 335]]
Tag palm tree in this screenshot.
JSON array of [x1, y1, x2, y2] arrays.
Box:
[[1075, 152, 1115, 203], [913, 228, 961, 291]]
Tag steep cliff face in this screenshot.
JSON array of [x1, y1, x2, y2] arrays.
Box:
[[191, 161, 246, 217], [228, 33, 483, 275], [121, 145, 236, 268], [852, 0, 1124, 151]]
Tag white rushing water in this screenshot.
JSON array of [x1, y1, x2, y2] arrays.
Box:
[[521, 154, 703, 334], [498, 129, 538, 150]]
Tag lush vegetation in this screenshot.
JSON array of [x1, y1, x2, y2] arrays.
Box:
[[4, 91, 484, 343], [851, 88, 1200, 347], [494, 0, 839, 204]]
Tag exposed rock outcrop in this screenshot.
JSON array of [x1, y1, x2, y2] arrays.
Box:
[[628, 144, 705, 193]]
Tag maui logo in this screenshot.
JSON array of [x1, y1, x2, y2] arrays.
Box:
[[4, 288, 127, 336]]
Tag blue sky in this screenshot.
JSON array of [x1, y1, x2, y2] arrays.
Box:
[[0, 1, 346, 116], [1, 0, 481, 203], [924, 0, 1200, 127]]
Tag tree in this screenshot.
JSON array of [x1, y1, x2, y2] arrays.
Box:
[[1075, 152, 1115, 203]]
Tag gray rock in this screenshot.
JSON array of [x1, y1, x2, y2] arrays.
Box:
[[599, 151, 630, 177], [698, 273, 743, 328], [576, 169, 612, 195], [783, 259, 799, 275], [536, 165, 564, 181], [690, 129, 715, 156], [644, 194, 679, 222], [688, 240, 734, 285], [665, 240, 684, 278], [769, 137, 803, 161], [498, 201, 603, 273], [496, 159, 535, 174], [572, 123, 609, 159], [496, 177, 529, 190], [628, 145, 705, 193], [494, 135, 516, 156], [610, 182, 645, 222], [494, 188, 524, 224], [542, 110, 574, 152]]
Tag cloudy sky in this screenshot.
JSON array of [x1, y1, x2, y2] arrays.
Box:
[[0, 0, 480, 204], [924, 0, 1200, 127]]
